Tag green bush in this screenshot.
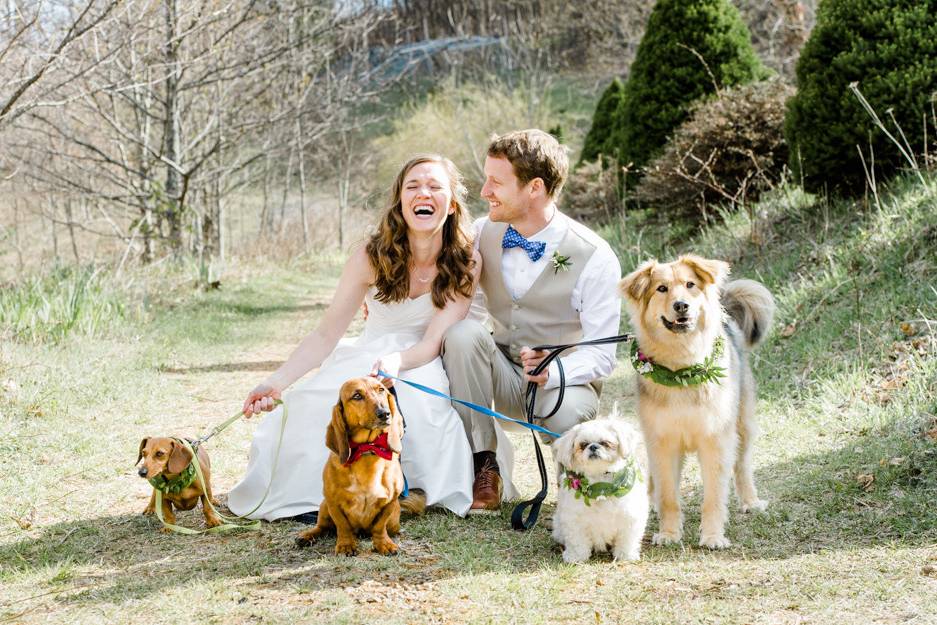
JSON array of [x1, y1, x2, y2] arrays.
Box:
[[615, 0, 770, 176], [579, 78, 625, 165], [785, 0, 937, 195], [637, 79, 794, 221]]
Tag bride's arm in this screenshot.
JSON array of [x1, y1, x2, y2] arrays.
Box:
[[374, 251, 482, 377], [263, 246, 372, 392]]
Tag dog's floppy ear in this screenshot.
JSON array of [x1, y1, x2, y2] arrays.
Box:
[[386, 390, 404, 455], [619, 259, 657, 303], [679, 254, 729, 289], [553, 428, 576, 471], [611, 420, 638, 457], [326, 400, 350, 463], [137, 438, 149, 465], [167, 439, 193, 474]]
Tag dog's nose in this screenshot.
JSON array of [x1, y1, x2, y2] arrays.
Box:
[[138, 466, 148, 478], [588, 443, 601, 454], [375, 406, 390, 423], [673, 301, 689, 315]]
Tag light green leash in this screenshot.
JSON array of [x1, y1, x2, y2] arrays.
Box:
[[153, 400, 288, 535]]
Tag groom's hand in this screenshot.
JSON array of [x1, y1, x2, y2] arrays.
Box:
[[520, 347, 549, 387]]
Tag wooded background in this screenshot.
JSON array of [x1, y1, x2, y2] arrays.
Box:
[[0, 0, 814, 279]]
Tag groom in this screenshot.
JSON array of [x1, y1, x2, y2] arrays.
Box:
[[442, 129, 622, 513]]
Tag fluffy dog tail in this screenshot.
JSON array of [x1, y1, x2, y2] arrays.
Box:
[[722, 279, 775, 349], [399, 489, 427, 516]]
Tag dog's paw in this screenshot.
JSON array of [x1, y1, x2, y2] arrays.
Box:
[[204, 516, 222, 529], [741, 498, 768, 513], [699, 533, 731, 549], [613, 547, 642, 562], [335, 541, 358, 557], [651, 530, 682, 546], [294, 528, 321, 549], [142, 507, 154, 516], [561, 548, 590, 564], [372, 539, 399, 556]]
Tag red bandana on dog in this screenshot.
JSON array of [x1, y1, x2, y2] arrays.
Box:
[[344, 432, 394, 466]]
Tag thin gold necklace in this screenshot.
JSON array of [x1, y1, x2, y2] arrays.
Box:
[[413, 267, 435, 283]]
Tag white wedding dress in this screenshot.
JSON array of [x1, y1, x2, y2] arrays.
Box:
[[227, 289, 517, 520]]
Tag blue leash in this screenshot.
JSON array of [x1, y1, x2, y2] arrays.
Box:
[[386, 385, 409, 498], [377, 371, 560, 439]]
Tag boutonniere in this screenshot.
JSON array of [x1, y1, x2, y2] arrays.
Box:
[[551, 251, 572, 274]]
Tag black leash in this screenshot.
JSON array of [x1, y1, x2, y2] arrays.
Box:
[[510, 333, 634, 531]]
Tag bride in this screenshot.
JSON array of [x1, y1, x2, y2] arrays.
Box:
[[227, 155, 515, 520]]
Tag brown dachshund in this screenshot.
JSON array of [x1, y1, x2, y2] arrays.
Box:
[[296, 377, 419, 556], [137, 437, 222, 531]]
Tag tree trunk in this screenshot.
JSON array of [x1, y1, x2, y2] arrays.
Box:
[[49, 196, 59, 262], [338, 170, 349, 250], [296, 116, 309, 252], [259, 154, 271, 237], [65, 199, 80, 263], [163, 0, 182, 254], [278, 145, 295, 235]]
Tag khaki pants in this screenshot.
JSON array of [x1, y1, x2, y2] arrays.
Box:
[[441, 319, 600, 452]]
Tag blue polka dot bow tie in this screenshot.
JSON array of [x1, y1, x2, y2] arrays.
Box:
[[501, 225, 546, 262]]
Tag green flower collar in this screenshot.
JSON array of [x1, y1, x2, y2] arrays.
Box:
[[630, 335, 727, 387], [148, 452, 197, 494], [561, 457, 642, 506]]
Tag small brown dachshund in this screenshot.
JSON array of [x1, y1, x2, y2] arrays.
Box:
[[137, 437, 222, 531], [296, 377, 423, 556]]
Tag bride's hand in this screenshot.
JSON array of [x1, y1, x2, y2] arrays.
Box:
[[369, 352, 402, 387], [243, 383, 282, 417]]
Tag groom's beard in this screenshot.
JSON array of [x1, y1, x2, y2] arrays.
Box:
[[486, 198, 526, 224]]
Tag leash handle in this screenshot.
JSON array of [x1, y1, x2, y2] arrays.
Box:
[[510, 333, 634, 531]]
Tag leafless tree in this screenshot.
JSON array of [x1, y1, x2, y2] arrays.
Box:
[[0, 0, 122, 131], [8, 0, 389, 270]]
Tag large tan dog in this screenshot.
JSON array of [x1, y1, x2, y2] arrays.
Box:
[[295, 377, 423, 556], [619, 255, 774, 549]]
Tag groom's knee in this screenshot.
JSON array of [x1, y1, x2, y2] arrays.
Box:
[[537, 386, 599, 444], [441, 319, 490, 360]]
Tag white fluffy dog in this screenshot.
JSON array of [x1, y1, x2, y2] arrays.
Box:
[[552, 419, 649, 563]]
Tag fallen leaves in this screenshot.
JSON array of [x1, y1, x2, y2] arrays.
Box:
[[856, 473, 875, 491], [780, 322, 797, 338], [900, 319, 934, 337]]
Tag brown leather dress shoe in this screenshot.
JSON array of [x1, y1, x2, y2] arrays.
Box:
[[469, 459, 502, 514]]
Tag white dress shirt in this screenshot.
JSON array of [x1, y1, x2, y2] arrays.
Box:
[[473, 212, 621, 389]]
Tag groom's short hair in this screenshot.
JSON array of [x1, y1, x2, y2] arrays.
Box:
[[487, 129, 569, 199]]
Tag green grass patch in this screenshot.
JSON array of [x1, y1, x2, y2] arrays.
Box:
[[0, 266, 132, 344]]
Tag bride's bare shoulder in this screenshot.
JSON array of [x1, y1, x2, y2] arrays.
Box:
[[341, 244, 376, 285]]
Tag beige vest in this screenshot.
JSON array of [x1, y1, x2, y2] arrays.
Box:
[[479, 216, 597, 364]]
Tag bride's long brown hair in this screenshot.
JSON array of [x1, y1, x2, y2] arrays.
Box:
[[365, 155, 475, 309]]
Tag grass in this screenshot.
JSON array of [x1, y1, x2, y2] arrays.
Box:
[[1, 176, 936, 624]]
